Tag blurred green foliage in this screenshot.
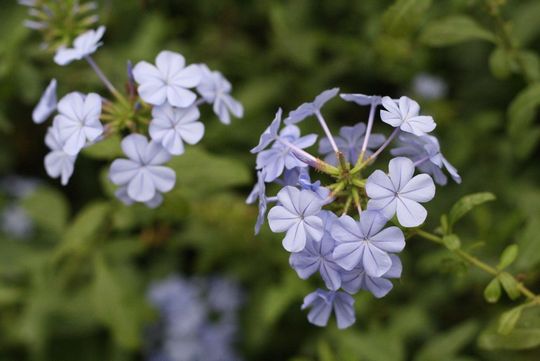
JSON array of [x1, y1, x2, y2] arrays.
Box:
[[1, 0, 540, 360]]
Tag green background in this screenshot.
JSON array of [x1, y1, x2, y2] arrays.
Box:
[[1, 0, 540, 360]]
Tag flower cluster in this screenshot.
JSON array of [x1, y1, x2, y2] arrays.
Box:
[[146, 275, 243, 361], [248, 89, 461, 329], [0, 176, 40, 239], [25, 4, 243, 208]]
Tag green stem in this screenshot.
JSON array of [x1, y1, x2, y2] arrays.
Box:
[[415, 229, 537, 300]]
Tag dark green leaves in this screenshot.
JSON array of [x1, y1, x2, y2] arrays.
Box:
[[22, 186, 69, 235], [507, 83, 540, 158], [382, 0, 432, 36], [420, 16, 495, 47]]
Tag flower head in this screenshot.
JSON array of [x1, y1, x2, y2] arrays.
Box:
[[267, 186, 324, 252], [149, 104, 204, 155], [256, 125, 317, 182], [319, 122, 385, 165], [44, 126, 76, 186], [380, 96, 436, 136], [53, 92, 103, 156], [54, 26, 106, 66], [331, 211, 405, 277], [290, 211, 343, 290], [133, 50, 201, 108], [341, 254, 402, 297], [301, 289, 355, 329], [285, 88, 339, 124], [366, 157, 436, 227], [32, 79, 57, 124], [197, 64, 243, 125], [391, 133, 461, 185], [109, 134, 176, 203]]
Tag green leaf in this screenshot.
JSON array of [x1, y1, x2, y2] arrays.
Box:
[[58, 202, 111, 257], [92, 255, 148, 349], [382, 0, 432, 36], [498, 272, 521, 300], [483, 278, 501, 304], [518, 51, 540, 82], [168, 148, 251, 198], [508, 83, 540, 134], [81, 135, 123, 160], [498, 306, 524, 335], [442, 234, 461, 250], [489, 47, 515, 79], [21, 186, 69, 235], [515, 218, 540, 270], [497, 244, 519, 270], [420, 16, 496, 47], [448, 193, 496, 228], [414, 320, 479, 361], [440, 214, 449, 235], [479, 306, 540, 350]]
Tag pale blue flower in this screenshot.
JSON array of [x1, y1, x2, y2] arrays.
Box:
[[206, 277, 243, 313], [44, 126, 76, 186], [267, 186, 324, 252], [256, 125, 317, 182], [331, 210, 405, 277], [32, 79, 57, 124], [1, 204, 33, 239], [250, 108, 282, 154], [149, 103, 204, 155], [197, 64, 243, 125], [285, 88, 339, 124], [366, 157, 436, 227], [319, 122, 385, 165], [133, 50, 201, 108], [54, 26, 106, 66], [53, 92, 103, 155], [380, 96, 436, 136], [412, 73, 447, 100], [391, 133, 461, 185], [301, 289, 355, 329], [290, 211, 343, 290], [341, 254, 402, 298], [109, 134, 176, 203]]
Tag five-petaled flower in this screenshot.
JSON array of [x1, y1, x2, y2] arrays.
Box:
[[301, 289, 355, 329], [331, 210, 405, 277], [53, 92, 104, 156], [54, 26, 106, 66], [149, 103, 204, 155], [133, 50, 201, 108], [267, 186, 324, 252], [366, 157, 436, 227], [109, 134, 176, 203], [197, 64, 244, 125], [380, 96, 436, 136]]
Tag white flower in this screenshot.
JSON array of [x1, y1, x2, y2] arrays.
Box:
[[380, 96, 436, 136], [53, 92, 103, 156], [133, 50, 201, 108], [149, 103, 204, 155], [54, 26, 106, 66], [109, 134, 176, 203], [32, 79, 57, 124], [44, 126, 76, 186], [197, 64, 243, 124]]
